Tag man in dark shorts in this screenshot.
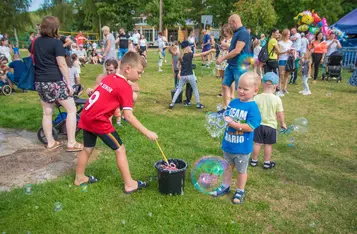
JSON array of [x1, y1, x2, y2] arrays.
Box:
[[75, 52, 157, 194]]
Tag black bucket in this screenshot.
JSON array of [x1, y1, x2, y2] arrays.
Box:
[[154, 159, 188, 195], [170, 89, 182, 103]]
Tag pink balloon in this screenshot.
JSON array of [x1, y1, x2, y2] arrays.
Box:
[[321, 17, 329, 36]]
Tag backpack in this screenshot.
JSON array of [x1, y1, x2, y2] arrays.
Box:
[[17, 39, 37, 91], [285, 55, 296, 72], [258, 39, 275, 63]]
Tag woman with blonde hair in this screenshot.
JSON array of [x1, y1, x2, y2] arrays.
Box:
[[277, 29, 294, 97], [216, 24, 234, 97]]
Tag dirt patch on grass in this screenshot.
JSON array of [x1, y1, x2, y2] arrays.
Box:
[[0, 128, 99, 192]]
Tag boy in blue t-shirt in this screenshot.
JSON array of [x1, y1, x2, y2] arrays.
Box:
[[218, 72, 261, 204]]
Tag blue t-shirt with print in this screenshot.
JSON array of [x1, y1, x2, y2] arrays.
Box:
[[227, 26, 250, 66], [221, 99, 261, 154], [203, 34, 211, 50]]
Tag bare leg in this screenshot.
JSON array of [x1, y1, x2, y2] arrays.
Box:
[[283, 72, 290, 90], [279, 66, 285, 90], [263, 144, 273, 162], [237, 173, 248, 190], [57, 98, 78, 148], [222, 85, 231, 109], [74, 147, 94, 186], [251, 143, 262, 161], [115, 144, 139, 192], [40, 101, 55, 148], [230, 82, 235, 99]]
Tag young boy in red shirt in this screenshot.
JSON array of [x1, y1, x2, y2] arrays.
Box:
[[75, 52, 158, 193]]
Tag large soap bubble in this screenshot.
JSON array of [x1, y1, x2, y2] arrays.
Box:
[[293, 117, 309, 134], [191, 156, 232, 195]]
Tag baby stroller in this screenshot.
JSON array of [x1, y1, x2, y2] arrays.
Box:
[[37, 84, 87, 144], [322, 51, 343, 83]]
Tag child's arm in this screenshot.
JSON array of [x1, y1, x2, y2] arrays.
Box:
[[277, 111, 287, 129], [123, 110, 158, 140], [75, 74, 80, 84], [307, 61, 312, 77], [223, 117, 254, 132], [193, 49, 213, 58]]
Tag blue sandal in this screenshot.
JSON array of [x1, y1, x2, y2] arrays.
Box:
[[232, 190, 245, 204], [124, 180, 148, 194], [209, 185, 230, 197]]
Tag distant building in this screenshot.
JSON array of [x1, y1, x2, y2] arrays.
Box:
[[133, 16, 220, 46]]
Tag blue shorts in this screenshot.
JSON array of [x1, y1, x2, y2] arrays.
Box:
[[202, 46, 211, 52], [222, 65, 242, 89], [278, 60, 287, 66], [118, 48, 128, 60]]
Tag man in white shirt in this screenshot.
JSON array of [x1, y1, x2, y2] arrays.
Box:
[[300, 33, 309, 56], [322, 32, 342, 77], [289, 27, 302, 84], [132, 29, 140, 47], [326, 32, 342, 58]]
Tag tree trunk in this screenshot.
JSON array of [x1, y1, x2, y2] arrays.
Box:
[[13, 26, 19, 46]]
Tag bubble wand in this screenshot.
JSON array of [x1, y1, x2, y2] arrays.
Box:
[[155, 140, 177, 170], [155, 140, 169, 164]]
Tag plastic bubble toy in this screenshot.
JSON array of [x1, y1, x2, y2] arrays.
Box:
[[237, 54, 255, 74], [279, 117, 309, 135], [205, 112, 227, 138], [191, 156, 232, 195]]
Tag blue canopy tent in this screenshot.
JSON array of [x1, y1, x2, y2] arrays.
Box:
[[332, 8, 357, 67], [334, 8, 357, 34], [333, 8, 357, 47]]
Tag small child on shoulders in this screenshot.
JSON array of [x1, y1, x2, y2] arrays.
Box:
[[214, 72, 261, 204], [250, 72, 287, 169], [299, 51, 312, 95]]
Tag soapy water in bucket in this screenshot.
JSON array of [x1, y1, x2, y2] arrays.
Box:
[[191, 156, 232, 195]]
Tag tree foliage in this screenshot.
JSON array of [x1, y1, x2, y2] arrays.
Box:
[[0, 0, 32, 33], [144, 0, 192, 28], [235, 0, 277, 34]]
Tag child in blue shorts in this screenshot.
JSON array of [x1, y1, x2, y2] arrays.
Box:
[[218, 72, 261, 204]]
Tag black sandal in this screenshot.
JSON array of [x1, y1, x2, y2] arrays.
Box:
[[123, 180, 148, 194]]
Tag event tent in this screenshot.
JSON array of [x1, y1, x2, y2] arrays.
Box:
[[333, 8, 357, 34]]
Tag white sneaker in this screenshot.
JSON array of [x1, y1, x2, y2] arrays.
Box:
[[298, 90, 305, 94], [158, 69, 163, 72], [276, 91, 284, 97], [303, 91, 311, 95]]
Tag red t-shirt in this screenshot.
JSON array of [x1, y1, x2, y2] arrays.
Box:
[[75, 35, 86, 45], [78, 74, 133, 134]]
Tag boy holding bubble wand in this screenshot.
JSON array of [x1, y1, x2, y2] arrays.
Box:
[[218, 72, 261, 204], [75, 52, 158, 194], [250, 72, 287, 169]]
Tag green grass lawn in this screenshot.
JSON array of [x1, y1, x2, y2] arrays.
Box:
[[0, 50, 356, 233]]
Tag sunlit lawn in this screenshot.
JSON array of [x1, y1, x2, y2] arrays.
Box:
[[0, 50, 356, 233]]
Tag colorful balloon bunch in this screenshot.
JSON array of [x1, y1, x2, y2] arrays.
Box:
[[294, 10, 327, 35], [330, 26, 348, 41]]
